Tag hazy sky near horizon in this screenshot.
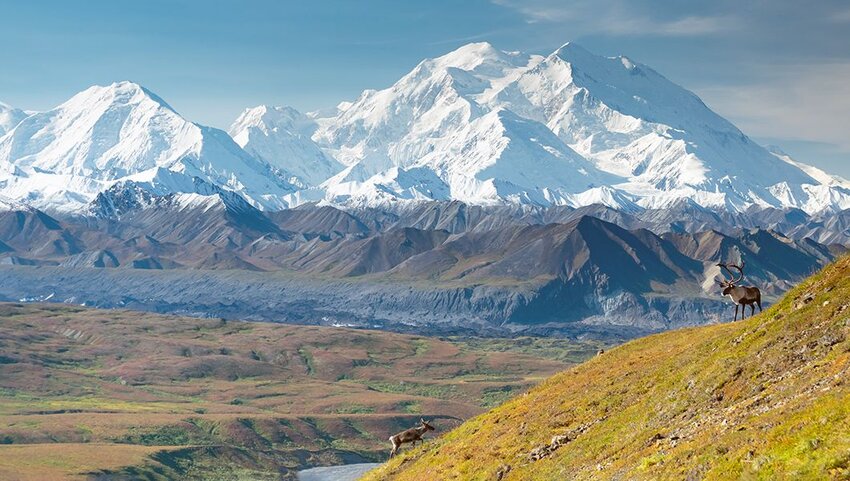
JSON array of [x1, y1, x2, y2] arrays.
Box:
[[1, 0, 848, 175]]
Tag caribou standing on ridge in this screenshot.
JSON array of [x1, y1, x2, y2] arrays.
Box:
[[389, 419, 435, 457], [717, 261, 762, 321]]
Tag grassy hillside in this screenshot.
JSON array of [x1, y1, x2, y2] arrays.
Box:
[[0, 304, 599, 480], [363, 255, 850, 480]]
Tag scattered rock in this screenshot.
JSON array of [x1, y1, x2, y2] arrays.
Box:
[[795, 293, 815, 309], [596, 348, 605, 356], [818, 332, 845, 348], [669, 434, 681, 447], [528, 445, 552, 461], [495, 464, 511, 480], [551, 434, 572, 447], [526, 419, 603, 461], [527, 433, 575, 460]]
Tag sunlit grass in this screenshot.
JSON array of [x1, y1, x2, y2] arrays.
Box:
[[364, 255, 850, 480]]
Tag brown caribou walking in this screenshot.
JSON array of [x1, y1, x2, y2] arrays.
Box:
[[389, 419, 435, 457], [717, 262, 762, 321]]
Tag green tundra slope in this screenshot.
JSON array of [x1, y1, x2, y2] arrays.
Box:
[[363, 255, 850, 481], [0, 304, 596, 481]]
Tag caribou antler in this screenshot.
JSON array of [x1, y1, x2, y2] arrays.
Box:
[[716, 261, 745, 285], [716, 262, 732, 284], [726, 261, 745, 283]]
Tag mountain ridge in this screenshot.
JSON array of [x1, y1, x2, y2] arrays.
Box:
[[293, 41, 844, 212], [0, 100, 27, 137], [2, 42, 848, 216], [0, 199, 842, 338], [0, 81, 297, 213]]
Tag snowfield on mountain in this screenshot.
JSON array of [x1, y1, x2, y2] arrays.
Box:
[[2, 43, 849, 215], [0, 82, 297, 213]]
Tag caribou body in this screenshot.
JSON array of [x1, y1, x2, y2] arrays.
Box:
[[717, 262, 762, 321], [389, 419, 435, 457]]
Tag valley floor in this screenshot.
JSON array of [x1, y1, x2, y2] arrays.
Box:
[[0, 303, 600, 480]]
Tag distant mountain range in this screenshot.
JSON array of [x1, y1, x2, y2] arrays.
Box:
[[1, 43, 849, 214], [2, 42, 849, 338], [0, 199, 844, 338]]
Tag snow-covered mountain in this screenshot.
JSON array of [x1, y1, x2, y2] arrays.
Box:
[[0, 101, 28, 137], [1, 43, 848, 216], [0, 81, 296, 213], [229, 105, 342, 187], [294, 42, 849, 212]]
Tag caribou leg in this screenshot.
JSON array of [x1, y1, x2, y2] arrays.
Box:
[[733, 304, 738, 321]]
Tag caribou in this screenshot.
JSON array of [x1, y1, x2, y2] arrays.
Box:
[[389, 419, 435, 457], [717, 261, 762, 321]]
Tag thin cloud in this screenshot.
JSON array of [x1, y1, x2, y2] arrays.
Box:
[[491, 0, 736, 36], [652, 15, 735, 36], [696, 62, 850, 151], [425, 27, 520, 46], [832, 7, 850, 23]]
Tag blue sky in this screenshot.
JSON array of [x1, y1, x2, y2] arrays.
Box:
[[1, 0, 849, 175]]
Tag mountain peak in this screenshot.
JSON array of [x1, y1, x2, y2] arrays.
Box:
[[229, 105, 341, 187], [549, 42, 642, 77], [0, 100, 28, 136], [303, 42, 848, 213], [65, 81, 177, 115], [445, 41, 498, 57], [550, 41, 594, 61], [4, 43, 850, 216], [430, 41, 526, 72], [0, 82, 297, 213], [553, 41, 587, 54], [230, 104, 319, 143]]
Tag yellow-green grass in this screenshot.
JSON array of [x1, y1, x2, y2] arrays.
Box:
[[363, 255, 850, 480], [0, 303, 598, 479], [0, 444, 175, 481]]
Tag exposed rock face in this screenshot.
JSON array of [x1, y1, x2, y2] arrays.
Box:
[[0, 201, 844, 339]]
